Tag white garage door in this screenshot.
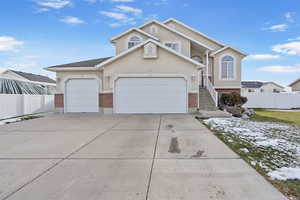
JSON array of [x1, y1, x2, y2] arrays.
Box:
[[65, 79, 98, 113], [115, 77, 187, 114]]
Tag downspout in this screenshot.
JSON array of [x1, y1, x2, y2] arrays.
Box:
[[197, 67, 200, 110], [206, 50, 209, 87]]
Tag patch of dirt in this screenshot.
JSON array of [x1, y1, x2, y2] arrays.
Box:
[[191, 150, 205, 158], [168, 137, 181, 153], [166, 124, 174, 129]]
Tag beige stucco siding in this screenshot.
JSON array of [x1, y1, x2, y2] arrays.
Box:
[[141, 23, 191, 57], [55, 71, 103, 93], [113, 31, 149, 55], [102, 45, 198, 92], [213, 49, 243, 87], [291, 81, 300, 91], [165, 21, 223, 51]]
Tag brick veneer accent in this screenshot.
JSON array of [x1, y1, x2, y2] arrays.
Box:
[[215, 88, 241, 94], [54, 94, 64, 108], [188, 93, 198, 108], [99, 93, 113, 108]]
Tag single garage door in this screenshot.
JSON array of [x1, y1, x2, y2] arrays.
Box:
[[65, 79, 98, 113], [115, 77, 187, 114]]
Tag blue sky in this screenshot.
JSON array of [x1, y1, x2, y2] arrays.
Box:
[[0, 0, 300, 86]]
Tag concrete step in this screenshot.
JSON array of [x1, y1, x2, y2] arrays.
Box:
[[199, 88, 218, 111]]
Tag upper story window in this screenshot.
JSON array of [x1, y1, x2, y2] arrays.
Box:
[[164, 42, 180, 52], [128, 36, 141, 49], [221, 55, 234, 80]]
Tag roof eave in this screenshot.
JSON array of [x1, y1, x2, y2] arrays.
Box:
[[44, 67, 99, 72], [139, 20, 213, 51], [210, 46, 248, 57], [110, 28, 159, 43], [163, 18, 226, 48], [96, 39, 204, 69]]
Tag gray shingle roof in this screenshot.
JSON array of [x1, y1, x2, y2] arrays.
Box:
[[47, 57, 112, 69], [241, 81, 264, 88], [11, 70, 56, 84]]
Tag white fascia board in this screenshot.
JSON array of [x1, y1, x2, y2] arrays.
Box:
[[139, 20, 214, 51], [214, 86, 242, 89], [44, 67, 98, 72], [210, 46, 248, 57], [288, 78, 300, 87], [263, 82, 285, 89], [96, 39, 205, 69], [164, 18, 226, 47], [110, 28, 159, 42]]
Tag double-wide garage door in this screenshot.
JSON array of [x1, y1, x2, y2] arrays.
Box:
[[65, 79, 98, 113], [115, 77, 187, 114]]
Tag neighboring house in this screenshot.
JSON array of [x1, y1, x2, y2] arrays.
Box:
[[0, 69, 56, 94], [46, 18, 247, 114], [289, 78, 300, 92], [242, 81, 285, 93]]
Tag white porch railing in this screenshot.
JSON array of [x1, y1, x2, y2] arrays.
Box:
[[205, 78, 218, 107]]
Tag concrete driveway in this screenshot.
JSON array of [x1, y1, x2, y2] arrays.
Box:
[[0, 114, 286, 200]]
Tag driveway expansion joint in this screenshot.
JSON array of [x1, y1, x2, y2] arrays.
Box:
[[145, 115, 162, 200]]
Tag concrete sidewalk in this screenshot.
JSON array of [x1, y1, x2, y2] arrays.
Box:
[[0, 114, 287, 200]]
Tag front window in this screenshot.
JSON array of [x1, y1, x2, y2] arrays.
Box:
[[128, 36, 141, 49], [221, 55, 234, 80], [164, 42, 180, 52]]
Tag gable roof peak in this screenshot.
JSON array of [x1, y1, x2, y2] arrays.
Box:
[[110, 27, 159, 42], [139, 20, 213, 51], [96, 39, 205, 69], [163, 18, 225, 47]]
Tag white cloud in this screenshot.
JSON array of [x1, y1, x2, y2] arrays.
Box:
[[109, 22, 122, 27], [85, 0, 97, 3], [267, 24, 288, 32], [288, 36, 300, 41], [35, 7, 50, 13], [246, 54, 280, 60], [285, 12, 295, 23], [153, 0, 168, 6], [144, 14, 159, 21], [36, 0, 71, 9], [61, 16, 86, 24], [272, 42, 300, 56], [116, 5, 142, 15], [258, 65, 300, 73], [100, 11, 135, 26], [111, 0, 134, 2], [0, 36, 24, 51], [100, 11, 127, 20]]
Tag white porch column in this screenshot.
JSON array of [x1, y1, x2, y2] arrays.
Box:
[[205, 50, 209, 88]]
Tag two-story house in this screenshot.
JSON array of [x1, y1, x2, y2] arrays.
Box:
[[46, 18, 247, 114]]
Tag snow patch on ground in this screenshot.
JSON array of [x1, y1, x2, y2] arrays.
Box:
[[268, 167, 300, 181], [0, 118, 22, 125], [204, 117, 300, 180]]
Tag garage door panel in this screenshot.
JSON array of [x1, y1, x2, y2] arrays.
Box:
[[115, 78, 187, 114], [66, 79, 98, 113]]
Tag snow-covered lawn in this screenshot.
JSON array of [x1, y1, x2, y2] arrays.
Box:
[[204, 117, 300, 181], [0, 118, 22, 125]]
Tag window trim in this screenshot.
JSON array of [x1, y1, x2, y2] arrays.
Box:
[[219, 54, 236, 81], [127, 34, 142, 49], [163, 41, 181, 53]]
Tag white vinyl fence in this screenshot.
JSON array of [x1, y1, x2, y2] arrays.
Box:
[[242, 92, 300, 109], [0, 94, 54, 119]]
